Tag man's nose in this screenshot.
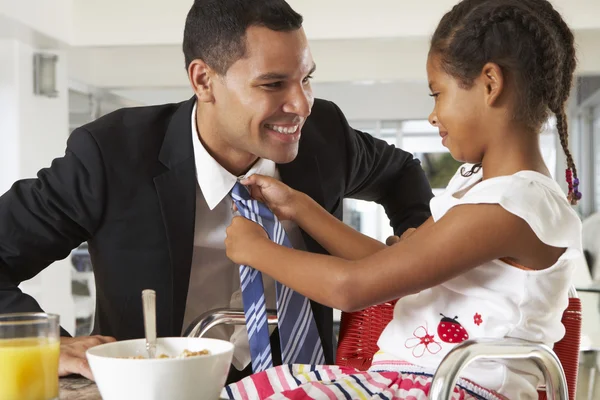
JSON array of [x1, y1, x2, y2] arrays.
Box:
[[282, 85, 313, 117]]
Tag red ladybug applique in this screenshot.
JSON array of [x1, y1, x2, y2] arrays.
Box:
[[437, 314, 469, 344]]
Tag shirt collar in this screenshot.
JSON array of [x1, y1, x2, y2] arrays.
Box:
[[191, 101, 276, 210]]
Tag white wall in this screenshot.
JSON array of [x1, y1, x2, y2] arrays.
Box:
[[0, 0, 72, 44], [17, 51, 70, 179], [3, 0, 597, 49], [313, 81, 434, 120], [0, 40, 20, 194], [0, 39, 75, 334], [71, 0, 189, 46], [576, 29, 600, 76], [69, 0, 600, 47]]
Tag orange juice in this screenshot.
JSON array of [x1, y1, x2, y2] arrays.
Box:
[[0, 338, 60, 400]]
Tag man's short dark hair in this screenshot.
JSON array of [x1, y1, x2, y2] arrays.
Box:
[[183, 0, 303, 74]]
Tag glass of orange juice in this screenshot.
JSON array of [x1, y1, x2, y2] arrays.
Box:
[[0, 313, 60, 400]]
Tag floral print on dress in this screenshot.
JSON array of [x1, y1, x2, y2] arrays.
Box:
[[404, 324, 442, 358], [474, 313, 483, 326]]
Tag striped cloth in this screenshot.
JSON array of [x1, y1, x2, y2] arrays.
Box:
[[222, 360, 504, 400]]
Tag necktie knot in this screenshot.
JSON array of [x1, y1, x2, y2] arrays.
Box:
[[231, 182, 278, 239], [232, 181, 251, 200]]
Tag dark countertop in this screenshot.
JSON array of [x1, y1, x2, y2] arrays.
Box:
[[60, 376, 101, 400], [59, 376, 228, 399]]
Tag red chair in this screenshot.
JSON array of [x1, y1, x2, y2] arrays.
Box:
[[336, 299, 397, 370], [336, 295, 582, 400]]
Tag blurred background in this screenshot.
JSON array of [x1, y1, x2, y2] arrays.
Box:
[[1, 1, 600, 397]]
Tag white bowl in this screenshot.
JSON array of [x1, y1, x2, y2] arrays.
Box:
[[86, 337, 234, 400]]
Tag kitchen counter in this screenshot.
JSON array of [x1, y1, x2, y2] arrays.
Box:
[[59, 376, 228, 399], [60, 376, 101, 399]]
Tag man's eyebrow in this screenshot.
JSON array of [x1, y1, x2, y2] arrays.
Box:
[[255, 72, 289, 81], [255, 64, 317, 81]]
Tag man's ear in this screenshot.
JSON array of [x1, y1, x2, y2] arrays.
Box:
[[188, 59, 216, 103]]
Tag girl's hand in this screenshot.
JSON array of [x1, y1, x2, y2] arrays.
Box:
[[225, 216, 269, 265], [385, 228, 417, 245], [238, 174, 303, 221]]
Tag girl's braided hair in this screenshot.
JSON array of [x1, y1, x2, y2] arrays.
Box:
[[431, 0, 580, 203]]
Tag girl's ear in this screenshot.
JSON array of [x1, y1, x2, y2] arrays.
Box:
[[480, 62, 504, 107]]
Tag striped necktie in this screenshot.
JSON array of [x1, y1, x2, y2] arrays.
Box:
[[231, 182, 325, 372]]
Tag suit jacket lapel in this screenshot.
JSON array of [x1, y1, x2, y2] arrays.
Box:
[[154, 97, 197, 336]]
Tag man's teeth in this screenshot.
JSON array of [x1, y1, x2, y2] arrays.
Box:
[[265, 124, 299, 134]]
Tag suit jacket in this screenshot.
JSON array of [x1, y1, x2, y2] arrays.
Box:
[[0, 97, 432, 368]]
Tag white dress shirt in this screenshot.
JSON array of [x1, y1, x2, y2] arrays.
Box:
[[181, 102, 306, 370]]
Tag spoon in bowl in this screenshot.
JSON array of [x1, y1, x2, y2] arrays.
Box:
[[142, 289, 157, 359]]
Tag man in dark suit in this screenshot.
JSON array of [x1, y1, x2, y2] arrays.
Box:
[[0, 0, 433, 383]]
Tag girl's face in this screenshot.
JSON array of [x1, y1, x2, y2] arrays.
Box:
[[426, 53, 489, 164]]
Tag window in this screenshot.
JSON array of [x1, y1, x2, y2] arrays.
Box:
[[594, 107, 600, 211], [343, 121, 401, 242]]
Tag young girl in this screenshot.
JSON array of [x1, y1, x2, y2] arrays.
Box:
[[223, 0, 582, 398]]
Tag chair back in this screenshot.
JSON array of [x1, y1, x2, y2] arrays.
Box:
[[336, 297, 582, 400], [538, 297, 582, 400], [335, 300, 396, 370]]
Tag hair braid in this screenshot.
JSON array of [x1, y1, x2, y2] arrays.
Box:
[[471, 5, 563, 110], [521, 0, 577, 103], [520, 0, 579, 203], [556, 109, 580, 203]]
